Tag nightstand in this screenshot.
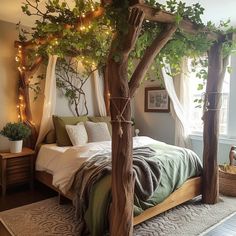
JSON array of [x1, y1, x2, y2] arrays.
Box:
[[0, 147, 35, 196]]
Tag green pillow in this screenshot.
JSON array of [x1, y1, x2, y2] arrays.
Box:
[[88, 116, 112, 135], [52, 115, 88, 146], [44, 129, 56, 144]]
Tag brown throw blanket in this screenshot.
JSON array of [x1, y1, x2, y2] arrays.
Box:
[[73, 146, 161, 235]]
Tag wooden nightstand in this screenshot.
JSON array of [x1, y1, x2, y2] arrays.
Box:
[[0, 147, 35, 196]]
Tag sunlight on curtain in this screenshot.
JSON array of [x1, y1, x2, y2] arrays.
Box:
[[162, 58, 191, 148], [36, 55, 58, 146], [93, 70, 107, 116]]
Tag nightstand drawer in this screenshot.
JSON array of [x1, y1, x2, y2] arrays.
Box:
[[0, 148, 35, 196], [7, 172, 30, 185], [6, 158, 31, 185], [7, 156, 30, 168]]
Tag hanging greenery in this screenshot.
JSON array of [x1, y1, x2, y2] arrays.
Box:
[[17, 0, 114, 114], [18, 0, 235, 90], [19, 0, 113, 74]]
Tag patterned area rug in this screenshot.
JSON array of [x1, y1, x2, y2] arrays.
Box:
[[0, 196, 235, 236], [134, 196, 236, 236]]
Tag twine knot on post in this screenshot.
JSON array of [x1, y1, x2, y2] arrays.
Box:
[[116, 115, 123, 137], [202, 92, 223, 121], [203, 92, 223, 112], [110, 97, 133, 138]]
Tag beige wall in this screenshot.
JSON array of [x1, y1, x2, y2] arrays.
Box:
[[55, 74, 99, 116], [0, 20, 45, 150], [133, 80, 175, 145], [0, 20, 19, 150]]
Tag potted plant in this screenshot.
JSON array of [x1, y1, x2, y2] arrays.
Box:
[[0, 122, 31, 153]]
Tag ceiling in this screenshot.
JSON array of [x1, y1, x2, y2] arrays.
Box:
[[0, 0, 236, 27]]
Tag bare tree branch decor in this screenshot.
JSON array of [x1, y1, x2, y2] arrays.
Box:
[[55, 57, 94, 116]]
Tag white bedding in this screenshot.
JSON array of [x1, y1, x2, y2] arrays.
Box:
[[36, 136, 163, 194], [36, 144, 70, 174]]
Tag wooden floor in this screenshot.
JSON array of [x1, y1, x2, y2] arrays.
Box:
[[204, 213, 236, 236], [0, 181, 57, 212]]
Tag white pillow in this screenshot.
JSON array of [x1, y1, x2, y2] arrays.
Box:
[[85, 121, 111, 142], [65, 122, 88, 146]]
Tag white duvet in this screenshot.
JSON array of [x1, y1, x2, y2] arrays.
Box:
[[36, 136, 163, 194]]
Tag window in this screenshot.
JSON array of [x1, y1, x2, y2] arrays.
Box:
[[189, 58, 231, 135]]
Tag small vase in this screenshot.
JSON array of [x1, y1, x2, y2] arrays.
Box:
[[9, 140, 23, 153]]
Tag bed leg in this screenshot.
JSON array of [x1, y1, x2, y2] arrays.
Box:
[[58, 193, 69, 205]]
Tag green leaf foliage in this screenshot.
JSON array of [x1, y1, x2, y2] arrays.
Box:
[[0, 123, 31, 141], [19, 0, 236, 89]]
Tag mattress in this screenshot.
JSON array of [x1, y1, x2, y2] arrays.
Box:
[[36, 144, 70, 174], [36, 137, 161, 193]]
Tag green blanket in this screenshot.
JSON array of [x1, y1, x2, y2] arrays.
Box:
[[83, 142, 202, 236]]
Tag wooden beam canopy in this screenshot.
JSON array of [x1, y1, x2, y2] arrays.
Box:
[[130, 3, 220, 41]]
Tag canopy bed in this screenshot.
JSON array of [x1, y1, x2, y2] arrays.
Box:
[[13, 0, 233, 235], [35, 135, 202, 235]]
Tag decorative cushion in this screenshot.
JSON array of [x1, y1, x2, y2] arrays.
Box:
[[44, 129, 56, 144], [84, 121, 111, 142], [52, 115, 88, 146], [65, 122, 88, 146], [88, 116, 112, 135]]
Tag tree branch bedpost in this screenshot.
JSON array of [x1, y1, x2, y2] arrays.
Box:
[[202, 39, 229, 204], [103, 66, 111, 116], [108, 5, 177, 234], [15, 42, 43, 148], [108, 8, 145, 236], [129, 24, 177, 96]]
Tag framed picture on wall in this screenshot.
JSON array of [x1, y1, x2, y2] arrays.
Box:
[[144, 87, 170, 112]]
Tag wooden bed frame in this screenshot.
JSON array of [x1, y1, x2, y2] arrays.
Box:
[[35, 170, 202, 226]]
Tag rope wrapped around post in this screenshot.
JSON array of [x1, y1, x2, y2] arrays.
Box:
[[203, 92, 223, 112], [110, 97, 133, 137]]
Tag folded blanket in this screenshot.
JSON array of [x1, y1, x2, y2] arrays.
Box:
[[133, 147, 161, 201], [73, 146, 161, 235]]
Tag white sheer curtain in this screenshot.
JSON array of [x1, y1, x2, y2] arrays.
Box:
[[162, 58, 191, 148], [36, 55, 58, 146], [93, 70, 107, 116]]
